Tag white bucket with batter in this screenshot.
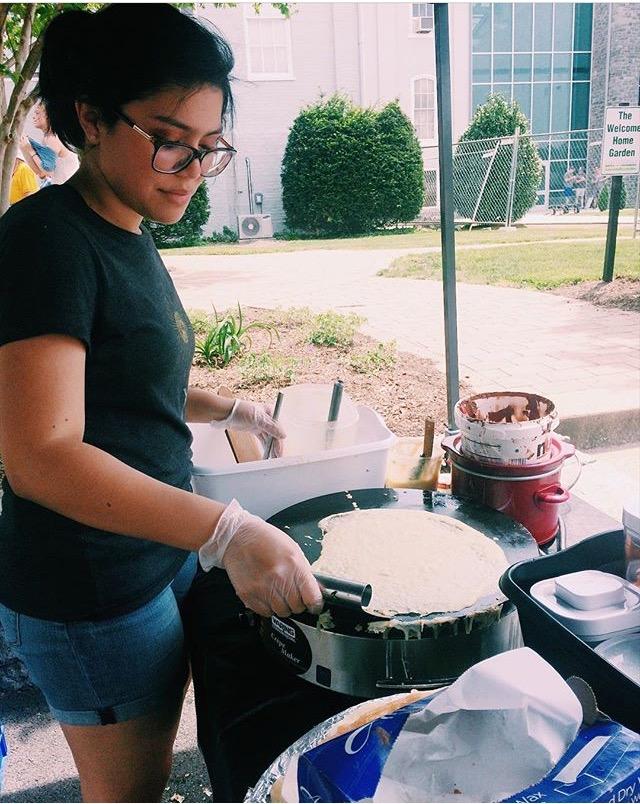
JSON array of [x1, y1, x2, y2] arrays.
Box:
[[454, 392, 559, 466]]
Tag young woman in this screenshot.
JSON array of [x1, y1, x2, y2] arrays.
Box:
[[20, 103, 80, 185], [0, 6, 322, 802]]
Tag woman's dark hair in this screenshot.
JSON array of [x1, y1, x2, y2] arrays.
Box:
[[38, 4, 234, 151]]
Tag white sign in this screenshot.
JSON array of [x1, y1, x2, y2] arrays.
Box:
[[601, 106, 640, 176]]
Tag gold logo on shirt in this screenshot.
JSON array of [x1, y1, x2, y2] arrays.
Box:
[[174, 311, 189, 344]]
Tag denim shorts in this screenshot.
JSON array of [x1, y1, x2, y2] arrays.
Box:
[[0, 552, 198, 726]]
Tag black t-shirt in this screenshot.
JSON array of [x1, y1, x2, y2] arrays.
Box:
[[0, 185, 195, 621]]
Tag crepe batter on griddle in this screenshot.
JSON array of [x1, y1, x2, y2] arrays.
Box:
[[313, 509, 509, 617]]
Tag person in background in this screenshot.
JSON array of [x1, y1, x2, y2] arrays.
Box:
[[9, 156, 39, 204], [562, 167, 576, 213], [20, 102, 79, 185], [0, 5, 323, 802], [21, 135, 57, 187], [574, 166, 586, 211], [589, 166, 606, 209]]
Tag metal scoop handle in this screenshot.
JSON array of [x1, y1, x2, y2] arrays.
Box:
[[314, 572, 372, 610]]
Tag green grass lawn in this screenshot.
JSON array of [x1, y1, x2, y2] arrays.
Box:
[[379, 239, 640, 290], [160, 222, 634, 257]]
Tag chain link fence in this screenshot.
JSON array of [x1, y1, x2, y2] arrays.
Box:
[[419, 128, 640, 226]]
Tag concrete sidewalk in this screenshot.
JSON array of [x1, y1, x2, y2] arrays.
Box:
[[0, 684, 209, 803], [165, 246, 640, 421]]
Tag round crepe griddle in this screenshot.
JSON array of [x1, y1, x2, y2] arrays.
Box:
[[268, 488, 538, 632]]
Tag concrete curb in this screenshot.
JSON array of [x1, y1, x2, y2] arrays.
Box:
[[558, 408, 640, 450]]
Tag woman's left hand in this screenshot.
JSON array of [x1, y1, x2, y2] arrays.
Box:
[[211, 398, 286, 457]]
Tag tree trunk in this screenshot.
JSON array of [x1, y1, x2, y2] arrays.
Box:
[[0, 94, 36, 215], [0, 4, 43, 214]]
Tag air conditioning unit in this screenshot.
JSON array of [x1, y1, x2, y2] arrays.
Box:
[[237, 213, 273, 240], [414, 19, 433, 33]]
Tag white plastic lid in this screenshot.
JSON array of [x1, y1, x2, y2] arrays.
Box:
[[531, 572, 640, 642], [623, 498, 640, 537], [555, 570, 626, 611]]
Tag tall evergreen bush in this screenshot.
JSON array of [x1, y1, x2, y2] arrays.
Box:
[[453, 95, 541, 224], [281, 95, 424, 235], [145, 182, 211, 248], [597, 181, 627, 211]]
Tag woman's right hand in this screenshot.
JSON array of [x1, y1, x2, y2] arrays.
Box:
[[199, 499, 323, 618]]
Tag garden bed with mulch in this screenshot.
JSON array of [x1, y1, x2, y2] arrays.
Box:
[[188, 307, 463, 437], [553, 277, 640, 312]]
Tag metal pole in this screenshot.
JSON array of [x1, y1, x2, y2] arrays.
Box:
[[602, 175, 622, 282], [602, 102, 629, 282], [633, 178, 639, 240], [505, 127, 521, 228], [245, 157, 254, 214], [434, 3, 460, 434]]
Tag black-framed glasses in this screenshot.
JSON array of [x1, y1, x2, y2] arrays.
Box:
[[115, 110, 236, 178]]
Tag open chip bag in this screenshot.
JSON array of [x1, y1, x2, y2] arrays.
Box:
[[247, 648, 640, 803]]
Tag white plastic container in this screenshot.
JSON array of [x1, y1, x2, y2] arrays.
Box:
[[530, 571, 640, 644], [454, 391, 559, 466], [189, 405, 395, 520], [277, 383, 359, 457]]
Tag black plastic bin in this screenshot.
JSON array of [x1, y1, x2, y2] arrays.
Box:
[[499, 528, 640, 732]]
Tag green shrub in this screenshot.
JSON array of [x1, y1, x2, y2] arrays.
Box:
[[453, 95, 541, 224], [205, 225, 239, 244], [281, 95, 424, 236], [238, 352, 298, 387], [309, 311, 365, 349], [273, 226, 418, 241], [349, 341, 396, 374], [597, 182, 627, 211], [194, 304, 279, 368], [145, 183, 211, 248]]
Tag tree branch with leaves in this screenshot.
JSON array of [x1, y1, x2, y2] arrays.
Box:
[[0, 3, 76, 213]]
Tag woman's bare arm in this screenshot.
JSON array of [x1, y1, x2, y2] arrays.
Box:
[[184, 386, 234, 423], [19, 137, 48, 179], [0, 334, 225, 551]]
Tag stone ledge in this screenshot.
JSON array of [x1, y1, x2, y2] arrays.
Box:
[[557, 408, 640, 450]]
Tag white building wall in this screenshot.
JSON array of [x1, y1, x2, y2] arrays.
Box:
[[200, 2, 439, 234], [449, 4, 473, 140], [202, 4, 343, 233]]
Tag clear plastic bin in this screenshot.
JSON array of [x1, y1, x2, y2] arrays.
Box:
[[385, 436, 442, 490], [276, 384, 359, 457]]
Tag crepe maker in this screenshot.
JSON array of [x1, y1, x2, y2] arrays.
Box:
[[261, 488, 538, 698]]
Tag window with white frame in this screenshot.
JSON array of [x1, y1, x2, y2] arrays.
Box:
[[244, 6, 293, 80], [413, 77, 435, 140], [412, 3, 434, 34]]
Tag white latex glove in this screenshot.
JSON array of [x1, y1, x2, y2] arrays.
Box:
[[199, 499, 323, 618], [211, 398, 286, 457]]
